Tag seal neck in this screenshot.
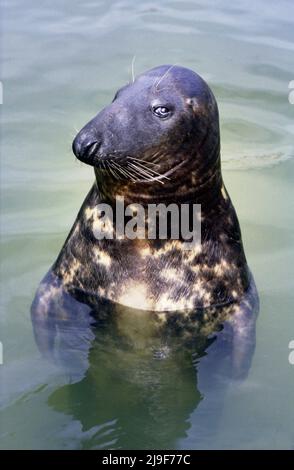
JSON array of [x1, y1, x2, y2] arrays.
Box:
[[94, 141, 223, 211]]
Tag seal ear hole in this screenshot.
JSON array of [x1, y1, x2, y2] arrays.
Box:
[[186, 97, 199, 112]]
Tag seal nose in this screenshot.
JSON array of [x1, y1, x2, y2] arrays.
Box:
[[72, 134, 101, 162]]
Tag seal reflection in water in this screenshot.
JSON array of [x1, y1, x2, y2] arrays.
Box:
[[32, 66, 259, 417]]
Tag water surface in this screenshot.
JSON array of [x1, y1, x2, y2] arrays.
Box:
[[1, 0, 294, 449]]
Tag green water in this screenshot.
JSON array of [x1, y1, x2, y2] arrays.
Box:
[[1, 0, 294, 449]]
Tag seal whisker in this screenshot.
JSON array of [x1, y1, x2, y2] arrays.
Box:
[[110, 157, 145, 181], [108, 162, 121, 180], [126, 162, 165, 184], [127, 159, 170, 182], [124, 164, 143, 182], [115, 161, 144, 183], [127, 162, 155, 180], [127, 156, 161, 168], [108, 160, 124, 180], [112, 161, 137, 182], [154, 64, 178, 91], [125, 162, 150, 182], [148, 151, 164, 165], [127, 159, 170, 180], [106, 160, 120, 180], [107, 162, 119, 180], [112, 164, 126, 180], [129, 164, 164, 181], [126, 157, 161, 172], [110, 160, 129, 177], [131, 55, 136, 83]]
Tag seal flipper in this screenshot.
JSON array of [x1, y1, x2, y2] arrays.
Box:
[[31, 270, 95, 375]]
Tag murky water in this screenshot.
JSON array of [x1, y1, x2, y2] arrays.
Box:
[[1, 0, 294, 449]]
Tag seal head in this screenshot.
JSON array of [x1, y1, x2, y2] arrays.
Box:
[[72, 65, 221, 204]]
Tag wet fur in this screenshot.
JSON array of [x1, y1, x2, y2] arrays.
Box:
[[32, 65, 258, 372]]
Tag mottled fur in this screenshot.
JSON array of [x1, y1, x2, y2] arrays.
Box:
[[32, 66, 258, 358]]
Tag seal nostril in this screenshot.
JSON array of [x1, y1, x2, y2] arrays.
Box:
[[85, 141, 99, 157], [72, 138, 101, 160]]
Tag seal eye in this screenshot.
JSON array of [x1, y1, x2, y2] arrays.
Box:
[[152, 106, 171, 118]]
